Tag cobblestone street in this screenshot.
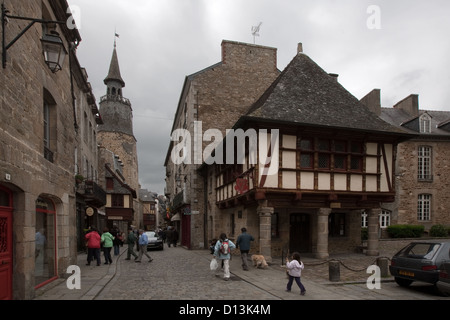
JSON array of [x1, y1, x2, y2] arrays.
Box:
[[96, 246, 279, 300], [34, 243, 450, 303]]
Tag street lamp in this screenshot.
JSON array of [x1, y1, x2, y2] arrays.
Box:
[[41, 31, 67, 73], [2, 4, 68, 72]]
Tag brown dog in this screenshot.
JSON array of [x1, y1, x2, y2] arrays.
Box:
[[251, 254, 268, 269]]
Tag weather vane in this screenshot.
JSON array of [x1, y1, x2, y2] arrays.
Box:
[[114, 29, 120, 48], [251, 22, 262, 44]]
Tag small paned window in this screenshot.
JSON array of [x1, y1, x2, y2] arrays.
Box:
[[299, 138, 314, 168], [418, 146, 432, 181], [417, 194, 431, 221], [420, 114, 431, 134]]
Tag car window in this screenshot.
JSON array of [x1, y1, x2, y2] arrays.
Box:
[[398, 243, 441, 259]]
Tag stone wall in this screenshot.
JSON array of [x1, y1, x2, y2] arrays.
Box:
[[0, 0, 89, 300], [394, 140, 450, 227], [172, 40, 280, 249]]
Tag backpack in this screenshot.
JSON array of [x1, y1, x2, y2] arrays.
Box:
[[220, 240, 230, 255]]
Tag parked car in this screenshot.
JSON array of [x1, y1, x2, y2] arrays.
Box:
[[437, 261, 450, 296], [389, 241, 450, 287], [145, 231, 164, 251]]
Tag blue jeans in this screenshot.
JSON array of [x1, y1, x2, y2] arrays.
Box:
[[287, 275, 306, 293]]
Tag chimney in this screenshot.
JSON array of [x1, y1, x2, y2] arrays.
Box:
[[360, 89, 381, 116], [328, 73, 339, 83], [297, 43, 303, 54], [393, 94, 419, 117]]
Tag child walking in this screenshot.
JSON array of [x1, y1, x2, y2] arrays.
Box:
[[285, 252, 306, 296]]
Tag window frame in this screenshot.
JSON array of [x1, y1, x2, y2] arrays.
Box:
[[420, 113, 432, 134], [417, 194, 432, 221], [418, 146, 433, 181]]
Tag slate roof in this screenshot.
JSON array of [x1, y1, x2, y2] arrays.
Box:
[[240, 52, 410, 136], [104, 48, 125, 87], [380, 108, 450, 136]]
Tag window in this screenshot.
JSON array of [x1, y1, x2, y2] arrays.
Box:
[[420, 113, 431, 133], [361, 211, 368, 228], [298, 138, 313, 168], [318, 139, 330, 169], [43, 90, 56, 163], [361, 209, 391, 229], [334, 140, 347, 170], [111, 194, 124, 207], [379, 209, 391, 228], [106, 178, 114, 190], [329, 213, 345, 237], [418, 194, 431, 221], [418, 146, 432, 181], [35, 197, 57, 287], [43, 102, 53, 162], [298, 137, 363, 172], [350, 142, 363, 171]]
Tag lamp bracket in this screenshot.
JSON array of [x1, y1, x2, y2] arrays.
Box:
[[2, 4, 67, 69]]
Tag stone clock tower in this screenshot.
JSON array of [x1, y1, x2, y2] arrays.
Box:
[[98, 44, 140, 197]]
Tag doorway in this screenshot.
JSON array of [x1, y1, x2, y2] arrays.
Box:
[[289, 213, 311, 253], [0, 186, 13, 300]]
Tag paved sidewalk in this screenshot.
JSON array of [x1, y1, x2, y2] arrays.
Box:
[[34, 247, 128, 300]]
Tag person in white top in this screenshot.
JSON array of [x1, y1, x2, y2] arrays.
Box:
[[285, 252, 306, 295]]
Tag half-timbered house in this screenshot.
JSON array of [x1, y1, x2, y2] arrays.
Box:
[[202, 46, 413, 261]]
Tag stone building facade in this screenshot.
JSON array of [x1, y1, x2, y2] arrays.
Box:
[[0, 0, 87, 299], [164, 40, 280, 249], [362, 90, 450, 230]]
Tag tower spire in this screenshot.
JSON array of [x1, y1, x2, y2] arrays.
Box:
[[104, 37, 125, 88]]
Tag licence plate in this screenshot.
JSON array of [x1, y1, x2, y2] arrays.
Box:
[[399, 270, 414, 277]]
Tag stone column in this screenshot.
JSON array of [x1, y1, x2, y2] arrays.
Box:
[[316, 208, 331, 259], [366, 208, 381, 256], [257, 201, 274, 263]]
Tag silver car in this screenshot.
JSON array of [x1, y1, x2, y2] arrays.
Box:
[[145, 231, 164, 251], [389, 241, 450, 287]]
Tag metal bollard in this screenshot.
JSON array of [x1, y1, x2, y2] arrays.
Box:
[[329, 260, 340, 282], [377, 257, 389, 277]]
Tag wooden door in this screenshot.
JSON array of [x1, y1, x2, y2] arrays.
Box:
[[0, 187, 13, 300], [289, 213, 311, 253], [181, 213, 191, 249]]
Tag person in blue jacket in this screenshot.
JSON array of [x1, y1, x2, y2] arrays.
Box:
[[214, 233, 236, 281]]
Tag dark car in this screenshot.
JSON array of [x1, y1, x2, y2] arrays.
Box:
[[145, 231, 164, 251], [437, 261, 450, 296], [389, 241, 450, 287]]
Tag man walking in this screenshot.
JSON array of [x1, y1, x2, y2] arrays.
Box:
[[135, 229, 153, 263], [125, 227, 138, 260], [236, 227, 254, 271]]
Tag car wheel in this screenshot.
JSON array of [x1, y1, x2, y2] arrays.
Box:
[[395, 277, 413, 287]]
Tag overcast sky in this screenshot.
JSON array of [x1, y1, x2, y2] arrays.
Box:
[[68, 0, 450, 195]]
